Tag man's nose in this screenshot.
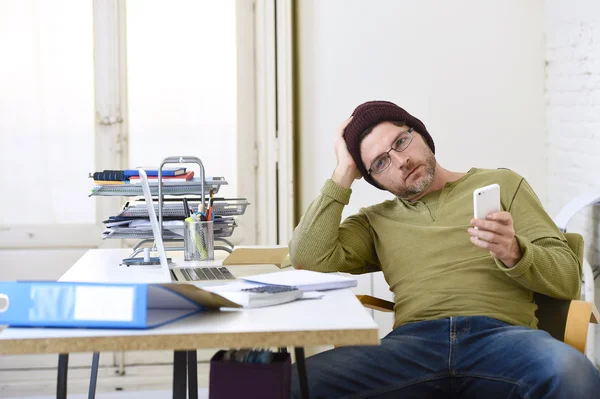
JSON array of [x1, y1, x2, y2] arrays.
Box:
[[390, 150, 410, 170]]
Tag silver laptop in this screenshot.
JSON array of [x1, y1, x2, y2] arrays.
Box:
[[138, 169, 278, 284]]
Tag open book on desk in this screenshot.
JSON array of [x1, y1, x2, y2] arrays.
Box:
[[240, 270, 358, 292]]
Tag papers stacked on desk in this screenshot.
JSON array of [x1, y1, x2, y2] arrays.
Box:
[[101, 216, 237, 240], [117, 199, 250, 218], [241, 269, 358, 291], [203, 270, 357, 308], [100, 198, 248, 239]]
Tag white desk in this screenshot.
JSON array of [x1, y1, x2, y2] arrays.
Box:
[[0, 286, 378, 354], [0, 248, 379, 398], [59, 248, 284, 283]]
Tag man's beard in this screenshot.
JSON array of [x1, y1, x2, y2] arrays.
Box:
[[391, 151, 436, 199]]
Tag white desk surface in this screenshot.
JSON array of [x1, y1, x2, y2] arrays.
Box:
[[58, 248, 282, 283], [0, 249, 379, 354]]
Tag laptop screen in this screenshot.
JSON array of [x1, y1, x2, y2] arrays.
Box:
[[138, 169, 173, 280]]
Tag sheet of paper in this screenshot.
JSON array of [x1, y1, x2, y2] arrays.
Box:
[[241, 269, 357, 291], [199, 281, 264, 293], [301, 291, 325, 300]]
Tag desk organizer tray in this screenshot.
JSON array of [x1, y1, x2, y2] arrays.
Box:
[[102, 219, 237, 240], [89, 177, 227, 197], [117, 198, 250, 218], [209, 350, 291, 399]]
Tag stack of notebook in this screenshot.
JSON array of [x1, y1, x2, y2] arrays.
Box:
[[90, 167, 192, 185]]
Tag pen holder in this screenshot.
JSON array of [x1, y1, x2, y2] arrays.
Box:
[[184, 220, 214, 261]]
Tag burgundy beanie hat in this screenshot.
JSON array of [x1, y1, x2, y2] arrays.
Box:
[[343, 100, 435, 190]]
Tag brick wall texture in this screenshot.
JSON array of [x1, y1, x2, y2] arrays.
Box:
[[545, 0, 600, 267], [545, 0, 600, 365]]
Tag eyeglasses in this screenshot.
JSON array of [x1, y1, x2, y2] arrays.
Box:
[[367, 128, 414, 175]]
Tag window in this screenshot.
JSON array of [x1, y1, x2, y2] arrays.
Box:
[[0, 0, 95, 226], [126, 0, 238, 198]]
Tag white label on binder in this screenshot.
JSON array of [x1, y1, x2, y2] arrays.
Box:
[[74, 286, 135, 322]]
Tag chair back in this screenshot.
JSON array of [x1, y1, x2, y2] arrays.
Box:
[[535, 232, 583, 341]]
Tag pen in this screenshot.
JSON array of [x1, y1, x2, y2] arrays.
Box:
[[183, 198, 191, 218], [206, 189, 215, 221]]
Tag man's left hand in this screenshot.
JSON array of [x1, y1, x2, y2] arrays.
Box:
[[468, 212, 522, 268]]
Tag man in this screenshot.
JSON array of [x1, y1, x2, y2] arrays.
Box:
[[289, 101, 600, 398]]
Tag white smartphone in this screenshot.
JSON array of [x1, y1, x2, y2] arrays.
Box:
[[473, 184, 500, 220]]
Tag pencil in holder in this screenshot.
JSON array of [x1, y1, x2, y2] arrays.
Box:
[[184, 220, 214, 261]]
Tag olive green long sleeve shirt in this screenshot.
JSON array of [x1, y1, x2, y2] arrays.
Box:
[[289, 168, 581, 329]]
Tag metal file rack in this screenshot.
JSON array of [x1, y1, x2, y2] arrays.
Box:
[[93, 155, 249, 260]]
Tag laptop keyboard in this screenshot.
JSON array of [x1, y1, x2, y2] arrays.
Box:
[[180, 267, 235, 281]]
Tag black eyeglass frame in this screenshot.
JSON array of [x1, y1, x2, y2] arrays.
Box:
[[367, 128, 414, 175]]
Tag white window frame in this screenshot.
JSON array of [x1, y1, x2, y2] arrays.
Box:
[[254, 0, 295, 245], [234, 0, 259, 245], [92, 0, 129, 249]]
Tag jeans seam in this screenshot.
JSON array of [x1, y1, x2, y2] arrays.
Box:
[[347, 374, 451, 399], [448, 317, 453, 375], [450, 317, 457, 375], [455, 372, 529, 397]]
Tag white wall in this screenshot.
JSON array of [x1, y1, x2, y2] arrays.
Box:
[[544, 0, 600, 366], [296, 0, 546, 333], [297, 0, 546, 216]]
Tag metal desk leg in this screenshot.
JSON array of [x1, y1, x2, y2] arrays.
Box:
[[187, 350, 198, 399], [294, 347, 310, 399], [173, 350, 187, 399], [88, 352, 100, 399], [57, 353, 69, 399]]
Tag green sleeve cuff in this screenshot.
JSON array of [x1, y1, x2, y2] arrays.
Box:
[[495, 234, 533, 278], [321, 179, 352, 205]]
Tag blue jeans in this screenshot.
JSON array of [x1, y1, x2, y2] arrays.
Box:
[[291, 316, 600, 398]]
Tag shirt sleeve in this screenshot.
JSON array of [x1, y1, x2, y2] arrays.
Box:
[[288, 179, 380, 274], [494, 178, 582, 299]]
